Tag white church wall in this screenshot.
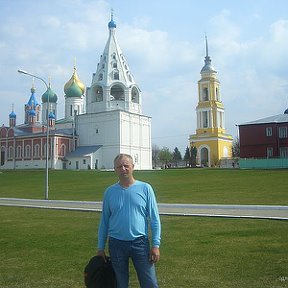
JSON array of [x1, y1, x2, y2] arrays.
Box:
[[77, 111, 120, 146], [2, 159, 45, 169], [67, 156, 89, 170], [119, 112, 152, 169], [119, 112, 151, 148], [101, 146, 120, 169], [65, 150, 103, 170], [75, 109, 152, 170], [120, 114, 130, 146]]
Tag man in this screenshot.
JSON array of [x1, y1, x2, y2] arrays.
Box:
[[97, 154, 161, 288]]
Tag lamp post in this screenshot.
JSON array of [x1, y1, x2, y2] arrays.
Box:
[[18, 69, 50, 200]]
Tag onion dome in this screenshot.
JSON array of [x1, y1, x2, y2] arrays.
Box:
[[31, 86, 36, 94], [64, 66, 85, 98], [65, 81, 83, 98], [9, 111, 16, 119], [42, 84, 58, 103], [108, 18, 116, 29], [108, 10, 116, 29], [27, 84, 39, 106]]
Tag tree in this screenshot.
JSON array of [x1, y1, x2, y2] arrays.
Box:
[[158, 147, 172, 168], [184, 146, 190, 166], [172, 147, 182, 167], [152, 144, 160, 168], [190, 145, 197, 167], [184, 145, 197, 167], [232, 136, 240, 157]]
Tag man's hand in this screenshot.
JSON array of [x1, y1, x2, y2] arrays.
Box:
[[97, 250, 107, 262], [150, 247, 160, 263]]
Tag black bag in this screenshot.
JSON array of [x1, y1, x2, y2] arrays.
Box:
[[84, 256, 117, 288]]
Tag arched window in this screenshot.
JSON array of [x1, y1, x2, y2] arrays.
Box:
[[34, 144, 40, 158], [216, 87, 219, 101], [131, 87, 139, 103], [60, 144, 66, 156], [16, 146, 22, 158], [8, 146, 14, 158], [94, 86, 103, 102], [219, 112, 224, 128], [0, 127, 8, 137], [203, 88, 209, 101], [200, 147, 209, 167], [203, 111, 209, 128], [110, 85, 125, 101], [24, 145, 31, 158], [1, 146, 6, 165], [113, 70, 119, 80], [223, 146, 228, 157]]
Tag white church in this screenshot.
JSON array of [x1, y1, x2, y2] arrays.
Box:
[[0, 15, 152, 170]]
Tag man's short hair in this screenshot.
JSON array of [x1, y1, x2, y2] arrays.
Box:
[[114, 154, 134, 166]]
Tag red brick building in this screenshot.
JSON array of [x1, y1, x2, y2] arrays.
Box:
[[0, 85, 76, 169], [0, 115, 75, 170], [238, 109, 288, 159]]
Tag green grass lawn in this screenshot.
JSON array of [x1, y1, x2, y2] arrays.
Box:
[[0, 168, 287, 287], [0, 207, 287, 288], [0, 168, 288, 205]]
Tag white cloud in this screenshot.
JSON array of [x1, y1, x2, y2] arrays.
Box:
[[41, 16, 62, 28], [270, 19, 288, 42], [209, 9, 241, 40]]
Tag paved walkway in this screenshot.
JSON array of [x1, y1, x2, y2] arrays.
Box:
[[1, 198, 288, 220]]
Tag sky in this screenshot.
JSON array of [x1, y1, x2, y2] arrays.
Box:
[[1, 0, 288, 155]]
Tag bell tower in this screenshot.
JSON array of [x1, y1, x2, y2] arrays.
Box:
[[76, 13, 152, 169], [189, 36, 233, 167], [86, 12, 141, 115]]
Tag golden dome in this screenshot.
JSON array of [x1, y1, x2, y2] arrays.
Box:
[[64, 66, 85, 97]]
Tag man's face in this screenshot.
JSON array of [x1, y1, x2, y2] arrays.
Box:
[[114, 156, 134, 179]]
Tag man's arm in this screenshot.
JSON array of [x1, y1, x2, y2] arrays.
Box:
[[147, 185, 161, 248], [97, 192, 110, 252]]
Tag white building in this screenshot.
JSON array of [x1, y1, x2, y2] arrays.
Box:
[[0, 15, 152, 170]]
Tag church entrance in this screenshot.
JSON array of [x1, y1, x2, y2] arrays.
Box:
[[200, 147, 209, 167]]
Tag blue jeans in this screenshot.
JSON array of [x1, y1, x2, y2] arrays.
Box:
[[109, 236, 159, 288]]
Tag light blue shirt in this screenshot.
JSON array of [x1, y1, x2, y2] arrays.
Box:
[[98, 180, 161, 250]]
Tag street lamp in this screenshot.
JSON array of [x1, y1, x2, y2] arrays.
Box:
[[18, 69, 50, 200]]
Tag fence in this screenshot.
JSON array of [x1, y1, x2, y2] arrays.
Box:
[[239, 158, 288, 169]]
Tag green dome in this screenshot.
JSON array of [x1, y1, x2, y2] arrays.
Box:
[[42, 87, 58, 103], [65, 81, 83, 98], [64, 66, 85, 98]]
